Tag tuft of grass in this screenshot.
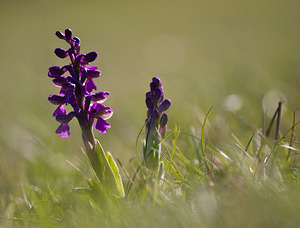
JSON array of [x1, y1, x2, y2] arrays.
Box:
[[2, 102, 300, 227]]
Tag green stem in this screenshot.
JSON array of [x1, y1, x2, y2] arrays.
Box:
[[77, 116, 102, 177]]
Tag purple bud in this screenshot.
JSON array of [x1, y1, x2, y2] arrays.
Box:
[[84, 52, 98, 63], [150, 82, 156, 93], [55, 31, 65, 39], [65, 29, 73, 40], [91, 91, 109, 103], [160, 113, 168, 127], [73, 37, 81, 53], [54, 48, 68, 58], [146, 92, 152, 99], [146, 97, 153, 108], [152, 77, 162, 88], [48, 95, 65, 105], [153, 88, 163, 103], [73, 37, 80, 45], [158, 99, 171, 113]]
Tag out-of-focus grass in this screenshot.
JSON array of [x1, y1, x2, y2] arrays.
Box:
[[1, 0, 300, 227], [1, 0, 299, 158]]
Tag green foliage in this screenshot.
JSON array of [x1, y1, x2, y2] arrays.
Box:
[[2, 100, 300, 227], [78, 139, 125, 202]]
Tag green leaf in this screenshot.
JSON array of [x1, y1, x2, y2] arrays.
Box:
[[106, 151, 125, 198], [94, 140, 125, 198], [93, 140, 106, 182], [106, 151, 119, 174], [114, 173, 125, 198], [73, 187, 94, 200]]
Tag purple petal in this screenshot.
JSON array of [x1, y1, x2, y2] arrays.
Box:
[[87, 70, 101, 78], [55, 112, 74, 124], [53, 76, 67, 87], [93, 106, 113, 119], [64, 90, 76, 104], [53, 105, 66, 116], [62, 82, 75, 90], [90, 102, 106, 114], [85, 78, 97, 93], [55, 124, 70, 137], [95, 118, 111, 134], [60, 88, 67, 96], [84, 65, 97, 70], [99, 108, 114, 120]]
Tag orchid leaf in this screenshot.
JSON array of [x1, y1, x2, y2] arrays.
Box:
[[94, 140, 125, 198], [106, 151, 125, 198]]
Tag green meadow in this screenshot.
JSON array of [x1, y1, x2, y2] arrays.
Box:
[[1, 0, 300, 227]]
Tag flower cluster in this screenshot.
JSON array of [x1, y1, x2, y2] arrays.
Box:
[[145, 77, 171, 137], [48, 29, 113, 139], [143, 77, 171, 167]]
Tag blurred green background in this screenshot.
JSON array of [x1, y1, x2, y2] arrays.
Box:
[[1, 0, 300, 193]]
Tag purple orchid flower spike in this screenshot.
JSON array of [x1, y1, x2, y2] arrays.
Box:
[[48, 28, 113, 146], [144, 77, 171, 168], [47, 29, 125, 199]]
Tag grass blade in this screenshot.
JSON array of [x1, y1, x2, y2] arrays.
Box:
[[201, 106, 213, 173]]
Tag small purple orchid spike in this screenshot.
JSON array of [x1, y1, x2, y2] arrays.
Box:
[[145, 77, 171, 135], [144, 77, 171, 168]]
